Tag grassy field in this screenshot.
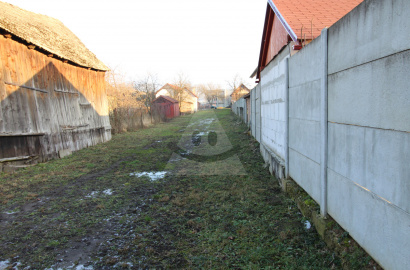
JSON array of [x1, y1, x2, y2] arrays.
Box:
[[0, 109, 376, 269]]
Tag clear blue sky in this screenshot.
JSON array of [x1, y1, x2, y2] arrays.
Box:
[[4, 0, 267, 88]]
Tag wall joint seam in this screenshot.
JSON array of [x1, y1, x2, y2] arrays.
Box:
[[328, 48, 410, 76]]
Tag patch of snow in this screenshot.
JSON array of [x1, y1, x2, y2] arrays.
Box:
[[102, 189, 113, 195], [0, 260, 10, 270], [4, 210, 19, 214], [130, 171, 167, 181], [85, 191, 98, 198], [46, 264, 93, 270], [0, 261, 22, 270], [115, 262, 133, 268], [74, 265, 94, 270], [304, 220, 312, 230]]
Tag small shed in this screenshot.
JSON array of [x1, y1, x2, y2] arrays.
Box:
[[151, 95, 180, 119]]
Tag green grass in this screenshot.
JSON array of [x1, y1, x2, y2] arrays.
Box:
[[0, 110, 378, 269]]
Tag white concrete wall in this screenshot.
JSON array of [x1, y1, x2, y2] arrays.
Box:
[[260, 47, 290, 163], [251, 87, 256, 138], [231, 97, 247, 123], [288, 36, 322, 203], [281, 0, 410, 269], [326, 0, 410, 269], [255, 84, 261, 142]]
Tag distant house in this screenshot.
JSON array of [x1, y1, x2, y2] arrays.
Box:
[[151, 95, 180, 119], [156, 83, 198, 114], [230, 84, 250, 104], [0, 2, 111, 169]]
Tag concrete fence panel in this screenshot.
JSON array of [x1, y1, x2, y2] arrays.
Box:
[[255, 83, 261, 142], [288, 37, 323, 203], [325, 1, 410, 268]]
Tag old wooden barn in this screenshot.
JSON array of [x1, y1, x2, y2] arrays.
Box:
[[0, 2, 111, 170]]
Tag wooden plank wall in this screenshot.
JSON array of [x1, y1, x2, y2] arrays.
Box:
[[0, 35, 111, 162]]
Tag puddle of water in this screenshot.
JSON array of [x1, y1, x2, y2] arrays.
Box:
[[199, 118, 215, 125], [304, 220, 312, 230], [102, 189, 113, 195], [129, 171, 167, 181], [187, 118, 215, 128]]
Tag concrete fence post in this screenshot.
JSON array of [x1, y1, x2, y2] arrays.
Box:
[[320, 28, 329, 217], [285, 58, 290, 179]]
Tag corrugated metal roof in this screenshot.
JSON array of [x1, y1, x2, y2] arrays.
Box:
[[0, 1, 108, 71], [269, 0, 363, 40]]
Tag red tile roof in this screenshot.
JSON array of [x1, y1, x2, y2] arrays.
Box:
[[269, 0, 363, 40]]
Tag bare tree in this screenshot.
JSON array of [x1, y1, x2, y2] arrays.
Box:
[[133, 72, 160, 112], [106, 67, 140, 112], [197, 83, 224, 106], [167, 72, 193, 112], [226, 73, 243, 93], [105, 67, 148, 133], [173, 71, 192, 89]]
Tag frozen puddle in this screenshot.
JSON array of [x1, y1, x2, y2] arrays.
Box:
[[130, 171, 167, 181]]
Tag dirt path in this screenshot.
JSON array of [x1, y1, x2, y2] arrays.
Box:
[[0, 110, 375, 269]]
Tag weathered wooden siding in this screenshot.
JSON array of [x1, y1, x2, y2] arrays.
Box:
[[0, 35, 111, 163]]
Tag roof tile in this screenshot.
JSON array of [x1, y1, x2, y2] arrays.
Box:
[[272, 0, 363, 39]]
